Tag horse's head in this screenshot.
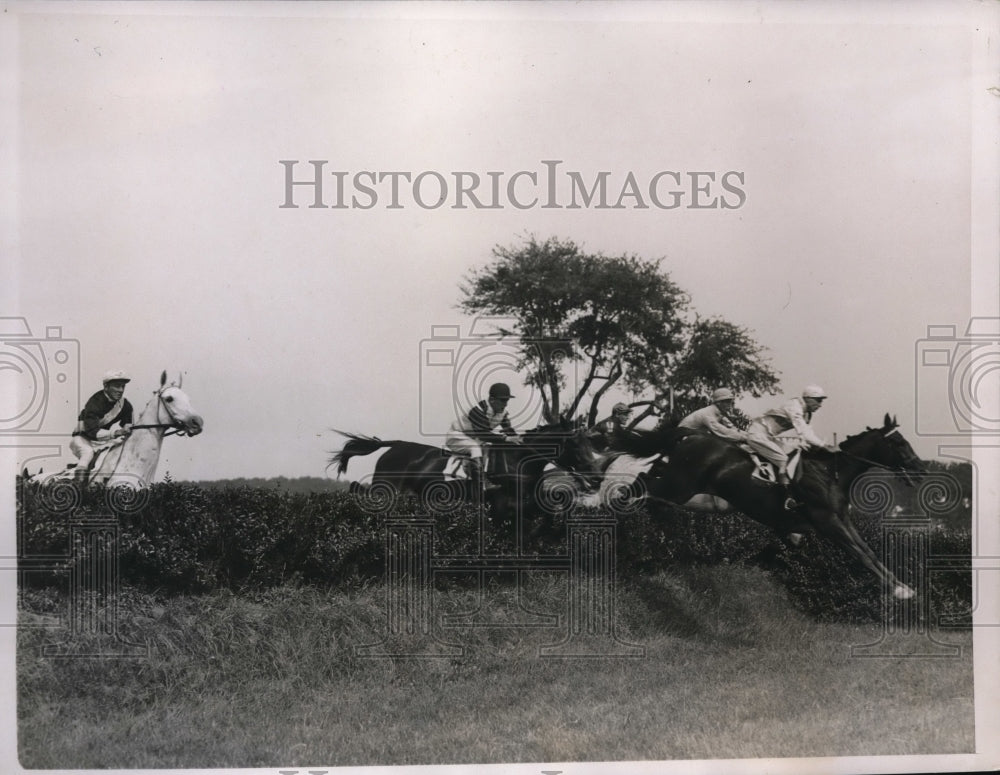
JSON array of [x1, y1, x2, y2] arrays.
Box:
[[154, 370, 204, 436], [524, 418, 604, 487], [843, 413, 923, 484]]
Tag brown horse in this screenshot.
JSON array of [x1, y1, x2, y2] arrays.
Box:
[[329, 420, 604, 517], [615, 413, 924, 599]]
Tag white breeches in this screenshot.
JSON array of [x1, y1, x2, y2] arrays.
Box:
[[445, 431, 485, 460], [745, 420, 799, 471]]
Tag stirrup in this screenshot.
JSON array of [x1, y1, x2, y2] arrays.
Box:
[[784, 496, 800, 511]]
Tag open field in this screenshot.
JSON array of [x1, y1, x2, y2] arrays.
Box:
[[18, 565, 973, 769]]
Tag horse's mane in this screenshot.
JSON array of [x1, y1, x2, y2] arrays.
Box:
[[801, 417, 904, 473], [523, 419, 581, 439], [832, 414, 900, 448], [841, 426, 884, 445], [612, 419, 681, 457]]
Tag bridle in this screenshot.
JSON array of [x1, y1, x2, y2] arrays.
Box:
[[831, 426, 919, 478], [128, 385, 191, 437]]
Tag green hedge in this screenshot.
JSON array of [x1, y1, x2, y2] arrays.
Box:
[[16, 478, 971, 625]]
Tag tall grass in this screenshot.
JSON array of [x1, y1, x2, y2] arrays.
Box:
[[17, 478, 975, 767], [18, 566, 973, 768]]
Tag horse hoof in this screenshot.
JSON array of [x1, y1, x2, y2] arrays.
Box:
[[786, 532, 804, 547], [893, 584, 915, 600]]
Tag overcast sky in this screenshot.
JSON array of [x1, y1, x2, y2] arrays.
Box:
[[2, 5, 999, 775], [2, 2, 996, 485]]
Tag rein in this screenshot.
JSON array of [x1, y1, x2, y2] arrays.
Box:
[[832, 429, 909, 474], [129, 387, 189, 436], [836, 449, 907, 473], [130, 425, 186, 436]]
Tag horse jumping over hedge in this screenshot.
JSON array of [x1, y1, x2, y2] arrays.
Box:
[[613, 413, 924, 599], [34, 371, 203, 490], [329, 420, 604, 518]]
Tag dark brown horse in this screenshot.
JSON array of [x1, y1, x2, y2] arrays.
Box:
[[329, 420, 604, 517], [615, 413, 924, 599]]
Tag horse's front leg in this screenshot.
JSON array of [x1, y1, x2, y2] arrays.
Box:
[[840, 515, 916, 600], [807, 506, 915, 600]]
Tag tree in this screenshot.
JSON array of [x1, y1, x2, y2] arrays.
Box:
[[459, 236, 780, 425], [645, 316, 781, 425]]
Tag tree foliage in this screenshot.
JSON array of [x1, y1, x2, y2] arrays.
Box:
[[459, 236, 780, 424]]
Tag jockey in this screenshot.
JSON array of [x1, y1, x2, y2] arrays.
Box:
[[445, 382, 522, 491], [588, 402, 633, 450], [69, 370, 134, 480], [745, 384, 837, 505], [678, 388, 747, 442]]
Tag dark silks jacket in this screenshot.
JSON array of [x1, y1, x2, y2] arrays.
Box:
[[455, 399, 516, 444], [73, 390, 134, 442]]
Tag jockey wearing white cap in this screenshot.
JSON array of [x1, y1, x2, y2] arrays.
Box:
[[678, 388, 747, 442], [745, 384, 837, 495], [69, 370, 134, 479]]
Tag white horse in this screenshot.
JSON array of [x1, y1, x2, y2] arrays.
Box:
[[37, 371, 203, 489]]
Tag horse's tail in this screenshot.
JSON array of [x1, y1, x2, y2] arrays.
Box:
[[328, 431, 395, 476]]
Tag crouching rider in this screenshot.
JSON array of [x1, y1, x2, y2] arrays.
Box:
[[587, 402, 633, 451], [69, 370, 134, 482], [678, 388, 748, 442], [445, 382, 522, 493], [745, 384, 837, 508]]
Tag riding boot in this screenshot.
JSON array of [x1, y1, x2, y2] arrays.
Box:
[[468, 459, 497, 498], [778, 470, 799, 510], [72, 465, 89, 488], [477, 458, 500, 492], [478, 459, 501, 491]]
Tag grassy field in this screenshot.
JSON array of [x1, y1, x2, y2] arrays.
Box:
[[18, 564, 973, 768]]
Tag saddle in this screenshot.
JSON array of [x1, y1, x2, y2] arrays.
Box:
[[739, 446, 802, 484], [65, 439, 124, 478], [441, 447, 509, 483]]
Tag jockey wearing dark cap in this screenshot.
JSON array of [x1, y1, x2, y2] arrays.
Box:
[[587, 402, 633, 451], [445, 382, 523, 491]]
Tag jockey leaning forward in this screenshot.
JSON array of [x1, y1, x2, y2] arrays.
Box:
[[445, 382, 523, 491], [745, 384, 838, 508], [69, 369, 134, 481], [588, 402, 634, 451], [678, 387, 748, 443]]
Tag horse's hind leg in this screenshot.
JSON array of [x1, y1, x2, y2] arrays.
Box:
[[809, 507, 915, 599]]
